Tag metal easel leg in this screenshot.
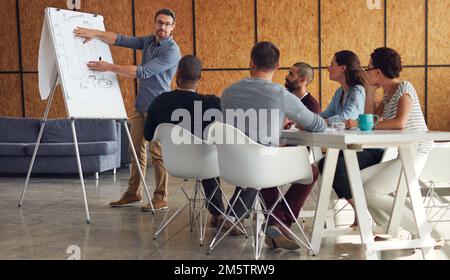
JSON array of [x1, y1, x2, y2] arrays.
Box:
[[19, 82, 56, 207], [71, 119, 91, 224]]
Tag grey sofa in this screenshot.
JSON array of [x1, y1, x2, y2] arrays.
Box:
[[0, 117, 121, 175]]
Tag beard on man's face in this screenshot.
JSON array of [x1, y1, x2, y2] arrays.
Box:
[[285, 79, 299, 92]]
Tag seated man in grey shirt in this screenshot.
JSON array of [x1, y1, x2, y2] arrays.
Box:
[[221, 41, 326, 250]]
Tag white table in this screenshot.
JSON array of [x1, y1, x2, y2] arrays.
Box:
[[282, 129, 450, 259]]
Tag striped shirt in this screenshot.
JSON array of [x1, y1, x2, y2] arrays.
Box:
[[382, 81, 433, 154]]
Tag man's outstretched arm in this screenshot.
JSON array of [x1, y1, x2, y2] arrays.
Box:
[[73, 27, 117, 45], [86, 61, 137, 79]]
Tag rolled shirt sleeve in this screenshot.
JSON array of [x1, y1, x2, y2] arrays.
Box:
[[136, 47, 181, 80], [283, 89, 327, 132]]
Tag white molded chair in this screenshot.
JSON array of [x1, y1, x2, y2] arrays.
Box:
[[152, 123, 234, 245], [207, 122, 315, 259], [419, 143, 450, 226]]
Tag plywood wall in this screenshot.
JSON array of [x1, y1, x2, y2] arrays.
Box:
[[258, 0, 319, 68], [428, 68, 450, 131], [1, 0, 450, 131], [198, 71, 248, 96], [0, 75, 22, 117], [196, 0, 254, 69], [387, 0, 425, 66], [321, 0, 384, 66], [23, 74, 65, 118], [429, 0, 450, 65], [0, 0, 19, 72]]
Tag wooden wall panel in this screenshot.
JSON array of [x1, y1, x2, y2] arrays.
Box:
[[429, 0, 450, 65], [135, 0, 193, 56], [258, 0, 319, 68], [321, 0, 384, 66], [273, 69, 321, 106], [428, 68, 450, 131], [400, 68, 426, 112], [19, 0, 66, 71], [0, 0, 19, 71], [0, 75, 22, 117], [387, 0, 425, 65], [196, 0, 254, 69], [198, 71, 248, 96], [23, 74, 65, 118]]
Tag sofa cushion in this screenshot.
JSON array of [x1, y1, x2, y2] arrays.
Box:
[[0, 143, 29, 156], [0, 117, 40, 142], [42, 119, 118, 143], [26, 141, 118, 156]]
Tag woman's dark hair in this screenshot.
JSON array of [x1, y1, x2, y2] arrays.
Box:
[[335, 50, 366, 88], [335, 50, 366, 107], [370, 47, 403, 79]]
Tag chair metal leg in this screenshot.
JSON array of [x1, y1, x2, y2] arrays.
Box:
[[154, 184, 190, 239], [191, 180, 208, 246], [275, 187, 315, 254], [154, 180, 211, 246], [213, 179, 249, 237], [208, 189, 247, 254]]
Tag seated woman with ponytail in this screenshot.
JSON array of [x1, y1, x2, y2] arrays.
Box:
[[318, 50, 377, 228], [320, 50, 366, 124]]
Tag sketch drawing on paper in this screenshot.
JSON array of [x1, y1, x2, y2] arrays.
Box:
[[53, 11, 114, 94]]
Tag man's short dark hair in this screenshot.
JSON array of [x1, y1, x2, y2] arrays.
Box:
[[177, 55, 202, 84], [293, 62, 314, 85], [154, 8, 176, 22], [251, 41, 280, 71]]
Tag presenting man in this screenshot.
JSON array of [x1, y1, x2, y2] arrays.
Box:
[[74, 8, 181, 211]]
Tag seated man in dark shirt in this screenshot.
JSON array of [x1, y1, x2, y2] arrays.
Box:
[[143, 55, 225, 226], [284, 62, 321, 129]]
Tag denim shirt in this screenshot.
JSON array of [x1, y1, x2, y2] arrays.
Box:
[[320, 84, 365, 123], [115, 34, 181, 112]]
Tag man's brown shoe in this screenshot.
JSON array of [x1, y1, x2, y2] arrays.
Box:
[[109, 193, 142, 207], [141, 198, 168, 212], [210, 215, 225, 228], [265, 225, 300, 250]]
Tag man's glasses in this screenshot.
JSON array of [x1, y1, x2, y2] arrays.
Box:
[[155, 20, 174, 28]]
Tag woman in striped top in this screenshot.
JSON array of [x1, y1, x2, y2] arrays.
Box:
[[347, 47, 433, 239]]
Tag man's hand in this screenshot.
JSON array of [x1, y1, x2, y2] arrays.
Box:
[[87, 61, 114, 72], [295, 124, 305, 130], [284, 120, 295, 130], [73, 27, 98, 44]]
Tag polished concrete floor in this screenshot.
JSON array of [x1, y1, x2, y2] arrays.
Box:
[[0, 167, 449, 260]]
